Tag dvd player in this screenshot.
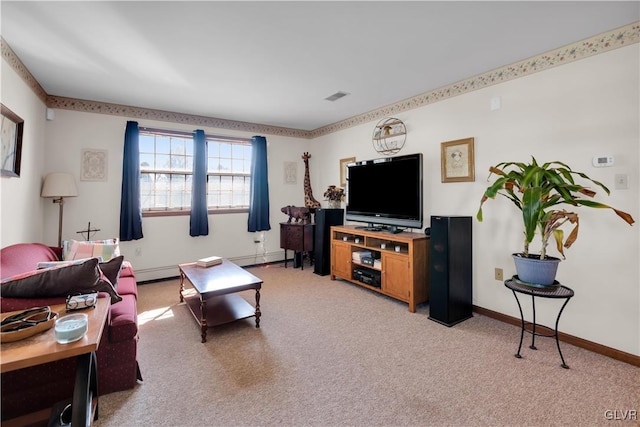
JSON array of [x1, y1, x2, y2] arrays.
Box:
[[353, 268, 381, 288]]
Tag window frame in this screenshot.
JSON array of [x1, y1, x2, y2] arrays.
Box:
[[138, 127, 252, 217]]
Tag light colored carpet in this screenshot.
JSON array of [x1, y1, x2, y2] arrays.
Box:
[[95, 264, 639, 426]]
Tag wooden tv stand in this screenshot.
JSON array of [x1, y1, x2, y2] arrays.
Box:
[[330, 225, 429, 312]]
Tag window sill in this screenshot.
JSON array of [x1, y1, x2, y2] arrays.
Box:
[[142, 208, 249, 218]]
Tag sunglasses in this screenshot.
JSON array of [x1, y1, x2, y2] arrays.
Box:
[[66, 291, 98, 312], [1, 306, 54, 333]]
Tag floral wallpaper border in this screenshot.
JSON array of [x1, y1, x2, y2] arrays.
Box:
[[46, 96, 310, 139], [2, 22, 638, 139], [1, 40, 48, 104], [309, 22, 640, 138]]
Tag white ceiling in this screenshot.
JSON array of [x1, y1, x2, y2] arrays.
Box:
[[2, 1, 638, 131]]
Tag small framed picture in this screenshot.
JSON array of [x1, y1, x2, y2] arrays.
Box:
[[340, 157, 356, 187], [284, 161, 297, 184], [441, 137, 475, 183], [1, 104, 24, 178], [81, 149, 108, 181]]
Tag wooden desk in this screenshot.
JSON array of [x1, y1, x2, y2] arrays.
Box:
[[1, 299, 110, 426], [280, 222, 315, 269]]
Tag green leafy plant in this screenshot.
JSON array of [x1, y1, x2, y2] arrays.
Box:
[[323, 185, 345, 202], [477, 157, 634, 259]]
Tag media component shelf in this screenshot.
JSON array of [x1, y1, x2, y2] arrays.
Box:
[[330, 225, 429, 312]]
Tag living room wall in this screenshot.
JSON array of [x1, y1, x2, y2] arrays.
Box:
[[40, 110, 313, 280], [0, 57, 48, 247], [310, 45, 640, 355]]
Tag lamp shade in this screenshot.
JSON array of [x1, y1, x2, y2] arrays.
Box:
[[41, 173, 78, 198]]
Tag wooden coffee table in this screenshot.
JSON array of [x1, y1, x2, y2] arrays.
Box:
[[179, 260, 262, 343], [1, 298, 109, 427]]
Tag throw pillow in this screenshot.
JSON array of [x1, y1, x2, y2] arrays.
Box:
[[1, 258, 122, 304], [36, 257, 101, 270], [62, 238, 120, 262], [37, 256, 124, 288], [98, 255, 124, 288]]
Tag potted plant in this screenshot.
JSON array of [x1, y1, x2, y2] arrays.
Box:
[[324, 185, 345, 209], [477, 157, 634, 286]]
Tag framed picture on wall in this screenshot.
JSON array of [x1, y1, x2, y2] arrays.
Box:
[[340, 157, 355, 187], [81, 148, 108, 181], [1, 104, 24, 178], [441, 137, 475, 183], [284, 161, 297, 184]]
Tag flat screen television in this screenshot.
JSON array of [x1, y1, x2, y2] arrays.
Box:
[[346, 153, 423, 232]]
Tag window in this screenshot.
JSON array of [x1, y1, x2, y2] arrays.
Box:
[[139, 128, 251, 215], [206, 140, 252, 208]]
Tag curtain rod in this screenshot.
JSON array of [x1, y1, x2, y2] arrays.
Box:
[[139, 126, 251, 143]]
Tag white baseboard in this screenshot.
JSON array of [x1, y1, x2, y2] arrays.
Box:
[[134, 251, 285, 282]]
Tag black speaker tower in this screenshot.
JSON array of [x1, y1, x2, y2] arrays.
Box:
[[428, 216, 473, 326], [313, 208, 344, 275]]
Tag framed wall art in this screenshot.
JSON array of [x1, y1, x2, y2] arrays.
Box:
[[284, 161, 297, 184], [1, 104, 24, 178], [441, 137, 475, 183], [340, 157, 355, 187], [81, 148, 108, 181]]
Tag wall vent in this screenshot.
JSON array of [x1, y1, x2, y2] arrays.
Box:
[[324, 91, 350, 102]]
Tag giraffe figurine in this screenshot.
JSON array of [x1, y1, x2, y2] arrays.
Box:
[[302, 152, 322, 213]]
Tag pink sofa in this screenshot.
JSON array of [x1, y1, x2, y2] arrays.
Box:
[[0, 242, 141, 421]]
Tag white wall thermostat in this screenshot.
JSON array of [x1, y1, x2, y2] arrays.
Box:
[[592, 156, 614, 167]]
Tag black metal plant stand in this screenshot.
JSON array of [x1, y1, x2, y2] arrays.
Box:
[[504, 278, 574, 369]]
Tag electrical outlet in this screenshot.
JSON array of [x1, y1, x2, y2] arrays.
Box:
[[135, 247, 142, 257], [495, 268, 504, 281]]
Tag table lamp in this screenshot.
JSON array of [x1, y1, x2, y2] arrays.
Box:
[[41, 173, 78, 246]]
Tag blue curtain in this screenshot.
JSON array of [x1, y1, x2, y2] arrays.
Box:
[[119, 121, 144, 241], [247, 136, 271, 232], [190, 129, 209, 236]]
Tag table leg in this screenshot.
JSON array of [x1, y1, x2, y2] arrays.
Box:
[[529, 294, 537, 350], [179, 271, 185, 303], [555, 298, 572, 369], [200, 297, 208, 343], [71, 351, 98, 427], [284, 249, 288, 268], [255, 288, 261, 328], [511, 290, 525, 359]]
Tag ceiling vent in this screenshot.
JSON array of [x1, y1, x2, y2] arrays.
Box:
[[324, 91, 350, 102]]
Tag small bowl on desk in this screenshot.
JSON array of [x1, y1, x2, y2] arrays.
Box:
[[55, 313, 88, 344]]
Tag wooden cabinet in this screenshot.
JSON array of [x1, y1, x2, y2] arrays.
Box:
[[331, 240, 352, 280], [280, 222, 315, 269], [383, 252, 410, 301], [330, 225, 429, 312]]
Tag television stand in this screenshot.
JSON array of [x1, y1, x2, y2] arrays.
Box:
[[355, 223, 382, 232], [384, 226, 405, 234], [355, 224, 407, 234], [330, 225, 430, 312]]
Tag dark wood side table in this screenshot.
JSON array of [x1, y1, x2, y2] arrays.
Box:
[[280, 222, 315, 270], [504, 278, 574, 368]]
